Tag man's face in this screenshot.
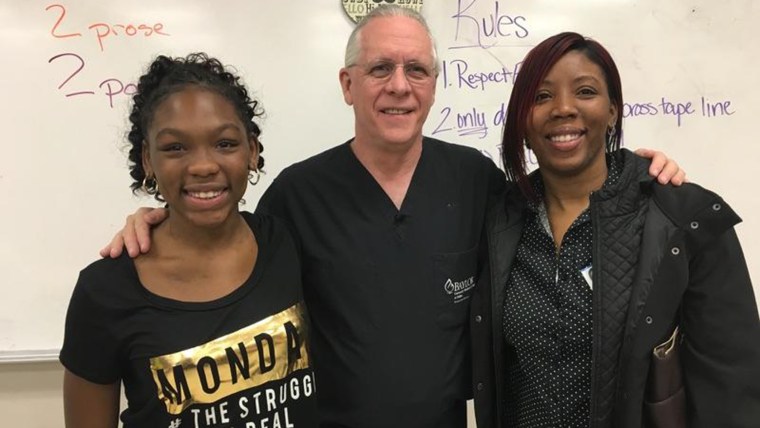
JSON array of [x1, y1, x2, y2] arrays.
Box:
[[339, 16, 437, 150]]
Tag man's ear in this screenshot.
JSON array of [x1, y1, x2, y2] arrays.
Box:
[[431, 74, 437, 106], [339, 68, 354, 106]]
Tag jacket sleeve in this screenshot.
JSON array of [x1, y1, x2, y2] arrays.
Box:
[[681, 227, 760, 427]]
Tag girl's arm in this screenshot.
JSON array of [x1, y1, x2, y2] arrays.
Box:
[[63, 369, 120, 428]]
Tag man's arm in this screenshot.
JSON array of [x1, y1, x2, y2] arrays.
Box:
[[99, 149, 685, 258]]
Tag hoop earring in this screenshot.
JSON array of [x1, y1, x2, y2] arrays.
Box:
[[142, 175, 165, 202], [248, 169, 260, 186], [142, 175, 158, 195], [523, 139, 531, 150], [606, 126, 618, 149]]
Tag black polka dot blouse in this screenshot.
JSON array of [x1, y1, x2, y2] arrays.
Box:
[[502, 158, 621, 428]]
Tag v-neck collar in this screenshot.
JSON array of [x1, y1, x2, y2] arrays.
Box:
[[340, 138, 428, 217]]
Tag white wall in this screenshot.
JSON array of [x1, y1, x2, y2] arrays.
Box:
[[3, 0, 758, 363], [0, 362, 64, 428]]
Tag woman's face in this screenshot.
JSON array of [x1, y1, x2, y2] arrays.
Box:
[[525, 50, 617, 179], [142, 86, 257, 229]]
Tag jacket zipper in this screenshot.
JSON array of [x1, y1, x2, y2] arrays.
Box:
[[588, 195, 602, 428]]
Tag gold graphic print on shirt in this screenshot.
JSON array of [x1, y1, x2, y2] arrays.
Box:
[[149, 302, 310, 415]]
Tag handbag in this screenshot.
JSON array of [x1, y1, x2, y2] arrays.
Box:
[[644, 325, 687, 428]]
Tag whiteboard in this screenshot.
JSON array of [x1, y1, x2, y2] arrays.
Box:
[[1, 0, 757, 359]]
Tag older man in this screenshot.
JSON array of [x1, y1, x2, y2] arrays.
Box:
[[104, 5, 683, 427], [253, 7, 505, 427]]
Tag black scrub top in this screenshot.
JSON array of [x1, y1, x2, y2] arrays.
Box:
[[257, 137, 505, 428]]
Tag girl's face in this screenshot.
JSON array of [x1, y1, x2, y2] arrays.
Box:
[[525, 50, 617, 179], [142, 86, 257, 229]]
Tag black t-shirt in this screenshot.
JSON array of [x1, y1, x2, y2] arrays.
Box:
[[256, 137, 505, 428], [60, 212, 318, 428]]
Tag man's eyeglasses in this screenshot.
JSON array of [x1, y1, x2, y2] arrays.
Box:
[[352, 61, 436, 84]]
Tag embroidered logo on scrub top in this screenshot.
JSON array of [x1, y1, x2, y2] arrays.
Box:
[[444, 275, 475, 303]]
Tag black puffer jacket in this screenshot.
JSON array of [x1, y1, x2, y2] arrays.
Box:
[[471, 149, 760, 428]]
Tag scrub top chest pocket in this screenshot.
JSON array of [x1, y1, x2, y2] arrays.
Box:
[[432, 246, 478, 328]]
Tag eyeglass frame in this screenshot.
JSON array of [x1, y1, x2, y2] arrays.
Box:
[[348, 60, 438, 84]]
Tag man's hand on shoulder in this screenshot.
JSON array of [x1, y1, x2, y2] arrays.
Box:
[[99, 207, 168, 258], [635, 148, 687, 186]]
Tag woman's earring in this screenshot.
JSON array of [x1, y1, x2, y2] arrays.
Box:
[[248, 169, 260, 186], [606, 126, 618, 148], [524, 139, 531, 150]]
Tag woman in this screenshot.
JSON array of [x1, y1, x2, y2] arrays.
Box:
[[470, 32, 760, 428], [60, 53, 318, 427]]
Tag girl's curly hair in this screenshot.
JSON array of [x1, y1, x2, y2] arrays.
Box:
[[127, 52, 264, 197]]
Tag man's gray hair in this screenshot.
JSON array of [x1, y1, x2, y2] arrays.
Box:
[[344, 5, 440, 75]]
